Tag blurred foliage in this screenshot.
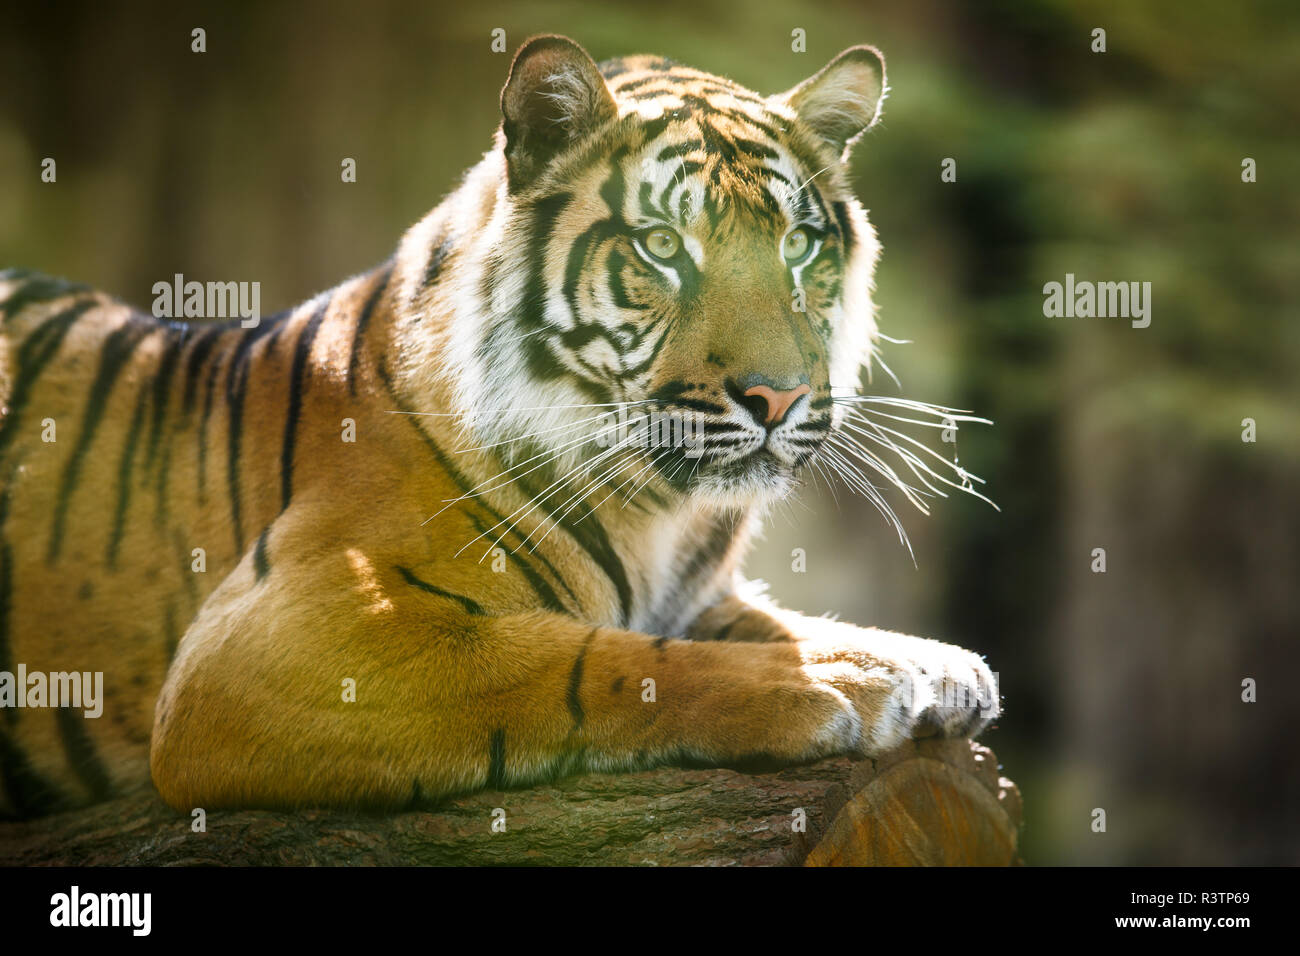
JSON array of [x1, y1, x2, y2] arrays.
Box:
[[2, 0, 1297, 863]]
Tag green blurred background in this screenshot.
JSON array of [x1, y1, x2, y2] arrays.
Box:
[[2, 0, 1297, 864]]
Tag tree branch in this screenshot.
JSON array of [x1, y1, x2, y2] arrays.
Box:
[[0, 738, 1020, 866]]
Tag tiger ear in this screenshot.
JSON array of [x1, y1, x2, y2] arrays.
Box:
[[778, 45, 887, 162], [500, 35, 618, 189]]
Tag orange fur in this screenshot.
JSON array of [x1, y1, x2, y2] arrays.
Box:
[[0, 37, 997, 816]]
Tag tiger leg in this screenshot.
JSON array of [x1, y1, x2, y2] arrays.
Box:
[[687, 592, 1000, 739], [149, 558, 984, 810]]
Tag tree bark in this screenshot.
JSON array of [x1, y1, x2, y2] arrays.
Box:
[[0, 738, 1020, 866]]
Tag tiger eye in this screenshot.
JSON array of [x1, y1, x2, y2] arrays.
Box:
[[644, 227, 681, 260], [782, 228, 811, 263]]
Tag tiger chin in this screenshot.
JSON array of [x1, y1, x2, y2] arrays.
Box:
[[0, 35, 998, 817]]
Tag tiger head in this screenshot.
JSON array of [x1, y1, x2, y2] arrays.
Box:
[[433, 36, 887, 510]]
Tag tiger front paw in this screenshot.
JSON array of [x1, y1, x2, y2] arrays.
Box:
[[795, 625, 1000, 757]]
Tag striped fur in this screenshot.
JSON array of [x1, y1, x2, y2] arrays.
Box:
[[0, 37, 997, 815]]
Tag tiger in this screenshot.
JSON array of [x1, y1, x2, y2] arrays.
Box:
[[0, 35, 999, 817]]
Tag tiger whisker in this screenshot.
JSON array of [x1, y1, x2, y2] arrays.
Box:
[[828, 393, 990, 420], [452, 409, 619, 455], [876, 332, 913, 345], [522, 446, 645, 554], [820, 445, 913, 553], [838, 407, 983, 430], [824, 412, 1001, 528], [427, 413, 637, 523], [473, 443, 629, 563], [845, 410, 998, 507], [807, 455, 842, 512], [484, 323, 552, 351], [620, 449, 671, 509], [817, 443, 915, 562], [389, 400, 654, 417], [464, 419, 650, 560], [869, 350, 902, 390], [478, 420, 653, 559], [827, 431, 932, 513], [576, 447, 669, 525], [838, 422, 952, 501], [793, 161, 835, 198], [838, 416, 957, 489]]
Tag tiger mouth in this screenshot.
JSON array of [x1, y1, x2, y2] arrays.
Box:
[[652, 444, 805, 495], [705, 448, 788, 480]]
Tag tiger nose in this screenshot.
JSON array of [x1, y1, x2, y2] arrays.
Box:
[[741, 382, 812, 426]]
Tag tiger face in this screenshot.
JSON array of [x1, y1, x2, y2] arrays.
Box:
[[466, 37, 886, 509]]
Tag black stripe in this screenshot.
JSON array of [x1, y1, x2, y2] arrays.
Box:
[[47, 320, 151, 564], [711, 620, 738, 642], [378, 365, 581, 613], [598, 146, 631, 222], [223, 318, 279, 551], [464, 513, 567, 615], [395, 565, 483, 615], [106, 382, 150, 568], [55, 706, 112, 801], [696, 84, 769, 108], [563, 220, 621, 327], [606, 249, 647, 311], [144, 328, 186, 471], [486, 728, 507, 789], [180, 324, 227, 417], [638, 180, 666, 220], [515, 471, 634, 625], [265, 318, 289, 356], [665, 397, 726, 415], [253, 525, 271, 580], [832, 200, 856, 259], [762, 168, 798, 194], [559, 320, 619, 352], [519, 191, 573, 335], [801, 179, 832, 230], [567, 630, 596, 729], [280, 303, 328, 512], [414, 239, 453, 304], [657, 160, 703, 217], [0, 300, 95, 459], [518, 191, 575, 383], [164, 602, 180, 663], [0, 731, 64, 817], [148, 325, 190, 537], [0, 273, 90, 323], [620, 323, 672, 379], [522, 335, 565, 382], [154, 437, 173, 531], [656, 139, 704, 161], [679, 511, 741, 586], [643, 375, 708, 402], [347, 265, 392, 396], [197, 337, 227, 501], [611, 74, 670, 92]]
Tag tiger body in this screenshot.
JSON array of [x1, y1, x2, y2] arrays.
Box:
[[0, 37, 997, 815]]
